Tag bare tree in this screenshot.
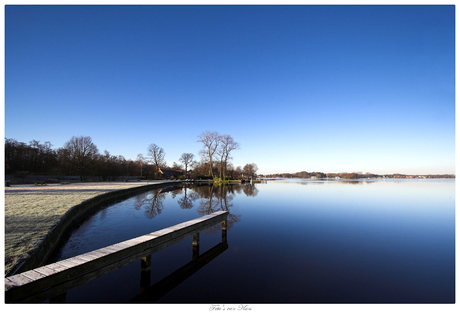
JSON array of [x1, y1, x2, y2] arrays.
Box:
[[63, 136, 99, 181], [216, 134, 240, 179], [5, 138, 58, 176], [147, 143, 166, 176], [243, 163, 259, 179], [197, 131, 220, 178], [234, 166, 243, 179], [179, 153, 195, 178], [136, 153, 145, 177]]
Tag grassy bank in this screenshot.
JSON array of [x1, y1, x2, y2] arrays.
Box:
[[4, 181, 169, 276]]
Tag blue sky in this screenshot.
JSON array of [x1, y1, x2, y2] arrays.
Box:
[[4, 5, 455, 175]]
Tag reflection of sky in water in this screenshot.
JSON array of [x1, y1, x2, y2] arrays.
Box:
[[49, 179, 455, 303], [223, 179, 454, 303]]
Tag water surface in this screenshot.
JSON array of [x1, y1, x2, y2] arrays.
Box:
[[48, 179, 455, 303]]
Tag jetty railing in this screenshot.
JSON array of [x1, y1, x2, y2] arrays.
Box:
[[5, 211, 229, 303]]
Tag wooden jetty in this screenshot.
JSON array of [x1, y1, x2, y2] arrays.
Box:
[[5, 211, 229, 303]]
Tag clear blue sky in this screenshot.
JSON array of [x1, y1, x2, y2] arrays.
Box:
[[4, 5, 455, 175]]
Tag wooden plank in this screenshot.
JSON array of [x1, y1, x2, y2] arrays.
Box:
[[5, 274, 33, 288], [98, 246, 120, 253], [44, 262, 68, 273], [113, 242, 133, 249], [150, 228, 175, 238], [34, 266, 58, 276], [64, 256, 87, 265], [5, 278, 19, 290], [6, 275, 31, 286], [124, 234, 158, 245], [5, 211, 228, 303], [56, 259, 79, 268], [73, 254, 97, 262], [22, 270, 47, 281]]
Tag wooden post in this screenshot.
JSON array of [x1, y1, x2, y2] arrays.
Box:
[[140, 255, 151, 294], [222, 220, 227, 243], [192, 233, 200, 261]]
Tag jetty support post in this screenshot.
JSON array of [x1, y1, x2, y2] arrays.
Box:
[[192, 233, 200, 261], [222, 219, 227, 243], [140, 255, 151, 294]]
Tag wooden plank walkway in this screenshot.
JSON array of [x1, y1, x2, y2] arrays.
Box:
[[5, 211, 229, 303]]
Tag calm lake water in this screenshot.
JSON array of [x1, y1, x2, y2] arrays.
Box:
[[47, 179, 455, 303]]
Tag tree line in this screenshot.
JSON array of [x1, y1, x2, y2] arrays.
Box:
[[260, 171, 455, 179], [4, 131, 258, 182]]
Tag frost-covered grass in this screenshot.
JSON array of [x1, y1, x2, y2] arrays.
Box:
[[4, 181, 165, 275]]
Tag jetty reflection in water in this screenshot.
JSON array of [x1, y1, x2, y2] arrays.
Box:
[[129, 240, 228, 303]]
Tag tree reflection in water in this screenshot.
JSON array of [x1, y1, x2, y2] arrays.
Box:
[[185, 183, 259, 235], [242, 183, 259, 197], [134, 189, 166, 219], [133, 186, 183, 219], [132, 183, 259, 231], [177, 187, 200, 209]]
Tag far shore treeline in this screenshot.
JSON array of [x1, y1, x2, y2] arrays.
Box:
[[4, 131, 259, 182], [260, 172, 455, 179]]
